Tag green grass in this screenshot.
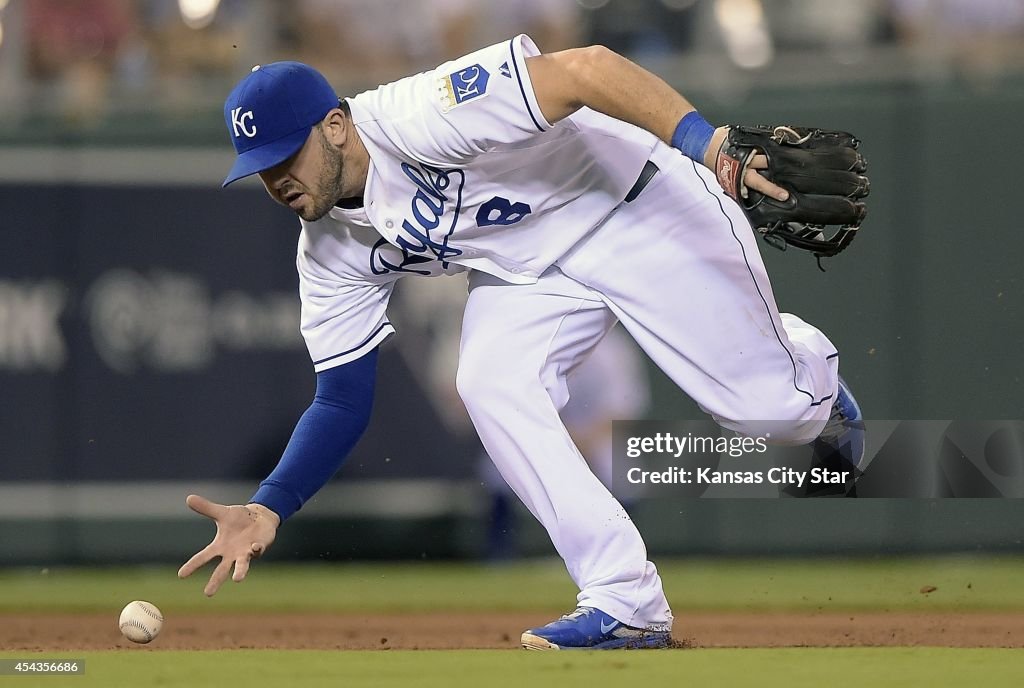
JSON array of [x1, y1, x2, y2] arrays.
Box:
[[3, 559, 1022, 687], [2, 649, 1022, 688], [1, 556, 1021, 615]]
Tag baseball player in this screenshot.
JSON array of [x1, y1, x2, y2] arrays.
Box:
[[179, 34, 866, 650]]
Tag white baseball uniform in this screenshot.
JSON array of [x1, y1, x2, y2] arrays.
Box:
[[298, 35, 839, 630]]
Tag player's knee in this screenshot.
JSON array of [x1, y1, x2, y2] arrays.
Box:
[[455, 359, 482, 409], [458, 342, 574, 418], [457, 353, 563, 416], [456, 355, 523, 410], [724, 396, 827, 445]]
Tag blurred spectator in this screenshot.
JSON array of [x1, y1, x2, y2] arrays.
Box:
[[10, 1, 1024, 139], [887, 0, 1024, 80], [439, 0, 582, 54], [286, 0, 474, 85], [580, 0, 698, 59], [479, 325, 650, 560], [25, 0, 138, 123], [141, 0, 249, 107], [704, 0, 889, 72], [764, 0, 887, 53], [284, 0, 579, 87]]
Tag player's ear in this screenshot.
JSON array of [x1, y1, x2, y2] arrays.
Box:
[[321, 108, 349, 147]]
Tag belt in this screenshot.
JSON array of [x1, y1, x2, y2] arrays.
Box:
[[624, 160, 660, 203]]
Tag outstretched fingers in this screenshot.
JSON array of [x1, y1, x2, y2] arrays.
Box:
[[232, 553, 252, 583], [185, 494, 228, 520], [181, 496, 274, 595], [178, 544, 217, 579], [204, 558, 234, 597]]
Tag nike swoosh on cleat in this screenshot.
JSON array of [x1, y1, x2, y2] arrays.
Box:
[[600, 619, 618, 634]]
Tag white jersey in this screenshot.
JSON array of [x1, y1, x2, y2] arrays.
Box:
[[296, 204, 464, 372], [298, 34, 660, 371]]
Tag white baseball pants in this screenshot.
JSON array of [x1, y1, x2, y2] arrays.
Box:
[[456, 145, 839, 630]]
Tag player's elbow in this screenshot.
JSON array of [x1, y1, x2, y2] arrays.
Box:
[[540, 44, 619, 114], [311, 351, 378, 429], [562, 44, 618, 70], [564, 44, 616, 91]]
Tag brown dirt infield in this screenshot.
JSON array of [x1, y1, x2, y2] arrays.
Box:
[[4, 611, 1023, 650]]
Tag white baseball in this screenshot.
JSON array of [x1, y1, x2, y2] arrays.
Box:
[[118, 600, 163, 644]]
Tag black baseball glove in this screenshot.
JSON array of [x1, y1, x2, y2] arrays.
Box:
[[715, 125, 869, 266]]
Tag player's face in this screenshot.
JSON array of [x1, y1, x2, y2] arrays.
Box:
[[259, 124, 345, 222]]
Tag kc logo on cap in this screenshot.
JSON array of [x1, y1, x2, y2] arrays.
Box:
[[221, 61, 339, 187], [230, 107, 257, 138]]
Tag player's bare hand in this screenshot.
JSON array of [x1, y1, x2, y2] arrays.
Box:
[[704, 126, 789, 202], [177, 494, 280, 597]]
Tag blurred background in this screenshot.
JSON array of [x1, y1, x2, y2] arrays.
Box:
[[1, 0, 1022, 566]]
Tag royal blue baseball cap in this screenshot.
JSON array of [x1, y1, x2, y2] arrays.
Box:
[[222, 61, 339, 187]]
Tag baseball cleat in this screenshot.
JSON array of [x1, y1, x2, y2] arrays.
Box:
[[814, 374, 865, 469], [521, 607, 672, 650]]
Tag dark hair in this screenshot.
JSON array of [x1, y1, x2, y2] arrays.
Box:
[[312, 100, 350, 135]]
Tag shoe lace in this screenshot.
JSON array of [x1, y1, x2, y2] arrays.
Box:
[[820, 399, 848, 439]]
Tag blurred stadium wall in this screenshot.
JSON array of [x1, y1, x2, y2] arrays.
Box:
[[1, 0, 1022, 564]]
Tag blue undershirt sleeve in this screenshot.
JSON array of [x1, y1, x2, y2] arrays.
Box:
[[249, 347, 378, 522]]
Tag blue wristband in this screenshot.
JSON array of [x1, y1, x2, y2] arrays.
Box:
[[671, 111, 715, 162]]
